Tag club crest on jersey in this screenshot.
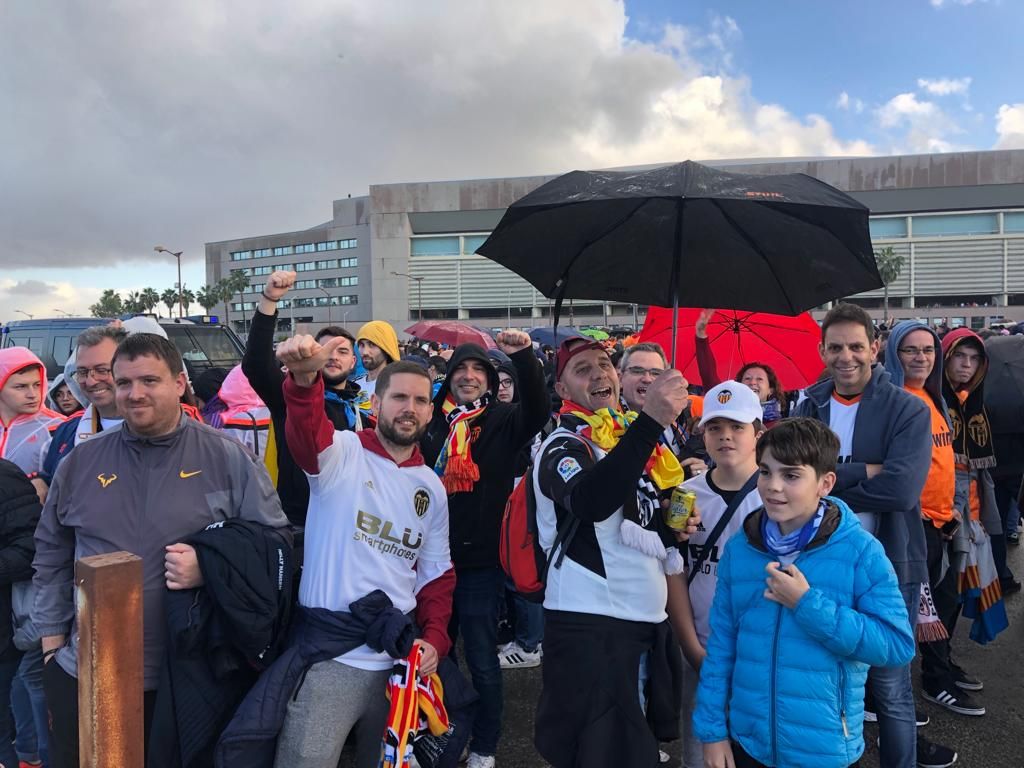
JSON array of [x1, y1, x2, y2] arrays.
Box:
[[413, 488, 430, 518], [717, 389, 733, 404], [97, 473, 118, 488]]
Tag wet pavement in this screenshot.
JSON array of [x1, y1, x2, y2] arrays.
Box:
[[491, 543, 1024, 767]]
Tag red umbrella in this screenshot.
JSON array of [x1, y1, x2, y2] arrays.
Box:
[[639, 307, 824, 389], [405, 320, 497, 350]]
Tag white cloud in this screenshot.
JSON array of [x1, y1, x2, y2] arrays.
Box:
[[877, 93, 938, 127], [917, 77, 972, 96], [930, 0, 987, 7], [0, 1, 875, 277], [836, 91, 865, 113], [995, 103, 1024, 149], [0, 280, 103, 320], [874, 92, 969, 153]]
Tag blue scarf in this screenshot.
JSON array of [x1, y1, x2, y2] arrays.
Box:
[[761, 501, 826, 559], [324, 388, 364, 430]]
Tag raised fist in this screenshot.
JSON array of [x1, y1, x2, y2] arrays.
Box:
[[263, 270, 297, 301], [496, 329, 531, 354]]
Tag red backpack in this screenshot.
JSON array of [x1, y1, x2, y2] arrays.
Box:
[[499, 436, 591, 602]]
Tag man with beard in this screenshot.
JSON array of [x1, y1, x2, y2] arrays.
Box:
[[245, 270, 367, 525], [354, 321, 401, 399], [275, 336, 453, 768]]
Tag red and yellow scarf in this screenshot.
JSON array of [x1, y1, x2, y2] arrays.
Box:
[[380, 645, 451, 768], [558, 400, 683, 490], [433, 393, 489, 494]]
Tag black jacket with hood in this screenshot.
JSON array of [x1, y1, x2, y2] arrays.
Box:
[[421, 344, 548, 569], [0, 460, 40, 661], [242, 308, 361, 525]]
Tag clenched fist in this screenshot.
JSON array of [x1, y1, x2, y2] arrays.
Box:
[[496, 329, 532, 354], [263, 270, 297, 301]]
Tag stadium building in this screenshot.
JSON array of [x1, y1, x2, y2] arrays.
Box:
[[205, 149, 1024, 335]]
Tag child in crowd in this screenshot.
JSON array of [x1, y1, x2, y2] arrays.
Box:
[[0, 348, 65, 496], [669, 382, 765, 768], [693, 418, 915, 768]]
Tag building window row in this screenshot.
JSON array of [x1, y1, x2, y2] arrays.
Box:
[[231, 239, 358, 261], [870, 210, 1024, 239], [410, 234, 488, 257], [295, 257, 358, 272], [287, 295, 359, 308]]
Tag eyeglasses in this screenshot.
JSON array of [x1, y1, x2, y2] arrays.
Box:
[[624, 366, 664, 378], [498, 378, 514, 389], [73, 365, 113, 381], [897, 346, 936, 357]]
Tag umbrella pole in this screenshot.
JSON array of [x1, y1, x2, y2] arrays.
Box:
[[669, 198, 683, 367]]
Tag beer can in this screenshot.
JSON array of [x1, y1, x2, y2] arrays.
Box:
[[665, 488, 697, 530]]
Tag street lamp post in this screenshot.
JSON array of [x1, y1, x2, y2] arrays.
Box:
[[317, 287, 333, 325], [52, 308, 72, 317], [390, 271, 424, 320], [14, 310, 33, 319], [154, 246, 184, 318], [508, 289, 512, 328]]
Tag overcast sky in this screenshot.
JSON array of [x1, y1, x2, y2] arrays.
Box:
[[2, 0, 1022, 321]]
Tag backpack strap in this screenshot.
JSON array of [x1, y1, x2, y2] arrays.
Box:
[[687, 471, 759, 586]]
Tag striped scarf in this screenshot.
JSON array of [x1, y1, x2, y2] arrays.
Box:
[[433, 394, 489, 494], [380, 645, 451, 768]]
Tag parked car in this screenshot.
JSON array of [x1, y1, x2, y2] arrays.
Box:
[[1, 316, 244, 380]]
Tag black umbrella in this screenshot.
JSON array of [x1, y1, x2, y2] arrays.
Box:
[[983, 335, 1024, 433], [477, 160, 881, 358]]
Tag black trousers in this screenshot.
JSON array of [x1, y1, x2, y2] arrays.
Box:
[[919, 520, 963, 691], [43, 659, 157, 768], [732, 740, 860, 767]]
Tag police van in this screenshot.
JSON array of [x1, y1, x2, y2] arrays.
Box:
[[1, 315, 244, 380]]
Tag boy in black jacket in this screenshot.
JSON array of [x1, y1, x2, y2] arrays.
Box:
[[420, 333, 548, 767]]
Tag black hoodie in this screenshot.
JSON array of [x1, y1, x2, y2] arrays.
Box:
[[421, 344, 549, 569]]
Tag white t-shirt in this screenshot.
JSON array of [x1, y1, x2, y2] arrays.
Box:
[[828, 394, 876, 533], [682, 471, 762, 645], [300, 430, 451, 670], [356, 375, 377, 399]]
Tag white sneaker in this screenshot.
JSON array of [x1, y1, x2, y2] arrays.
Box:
[[498, 641, 541, 669], [467, 753, 496, 768]]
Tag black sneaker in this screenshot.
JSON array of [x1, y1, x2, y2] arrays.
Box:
[[951, 665, 983, 691], [1008, 530, 1020, 545], [864, 708, 929, 726], [1001, 576, 1022, 595], [923, 687, 985, 716], [917, 736, 958, 767]]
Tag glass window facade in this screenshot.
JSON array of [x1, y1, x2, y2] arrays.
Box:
[[272, 246, 294, 256], [1004, 211, 1024, 233], [463, 235, 488, 253], [913, 213, 999, 237], [411, 236, 460, 256], [869, 218, 908, 239]]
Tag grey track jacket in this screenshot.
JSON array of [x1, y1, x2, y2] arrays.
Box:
[[32, 412, 289, 689]]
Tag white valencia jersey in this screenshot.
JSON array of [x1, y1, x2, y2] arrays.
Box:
[[682, 471, 763, 646], [300, 430, 451, 670]]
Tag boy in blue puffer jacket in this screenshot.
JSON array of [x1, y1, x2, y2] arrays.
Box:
[[693, 418, 915, 768]]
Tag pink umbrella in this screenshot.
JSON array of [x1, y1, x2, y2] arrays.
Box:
[[405, 321, 497, 350]]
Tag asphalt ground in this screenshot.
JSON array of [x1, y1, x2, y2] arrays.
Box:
[[490, 542, 1024, 767]]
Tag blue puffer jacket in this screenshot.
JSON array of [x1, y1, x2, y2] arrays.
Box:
[[692, 498, 915, 768]]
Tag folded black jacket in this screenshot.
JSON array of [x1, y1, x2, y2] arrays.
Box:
[[215, 592, 416, 768], [148, 519, 293, 768]]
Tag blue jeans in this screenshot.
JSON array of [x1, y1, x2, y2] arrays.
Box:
[[449, 566, 504, 756], [868, 582, 918, 768], [0, 656, 22, 768], [510, 588, 544, 653], [13, 649, 48, 767], [993, 475, 1020, 580]]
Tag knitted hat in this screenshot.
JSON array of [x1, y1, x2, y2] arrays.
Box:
[[357, 320, 400, 364]]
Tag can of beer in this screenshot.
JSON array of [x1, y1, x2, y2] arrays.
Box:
[[664, 488, 697, 530]]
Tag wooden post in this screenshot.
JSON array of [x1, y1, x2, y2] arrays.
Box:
[[76, 551, 145, 768]]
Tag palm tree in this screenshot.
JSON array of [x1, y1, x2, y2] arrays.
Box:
[[180, 288, 195, 316], [160, 288, 179, 318], [140, 287, 160, 314], [874, 246, 905, 325], [89, 289, 124, 318], [196, 285, 220, 314], [123, 290, 144, 314], [218, 271, 251, 332]]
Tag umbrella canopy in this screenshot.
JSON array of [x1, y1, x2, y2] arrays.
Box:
[[639, 307, 824, 389], [405, 320, 496, 350], [983, 335, 1024, 433], [580, 328, 610, 341], [478, 160, 881, 316], [528, 326, 585, 347]]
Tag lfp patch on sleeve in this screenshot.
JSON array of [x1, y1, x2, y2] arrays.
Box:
[[557, 456, 583, 482]]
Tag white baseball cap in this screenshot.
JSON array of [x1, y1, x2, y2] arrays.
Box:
[[699, 381, 763, 426]]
